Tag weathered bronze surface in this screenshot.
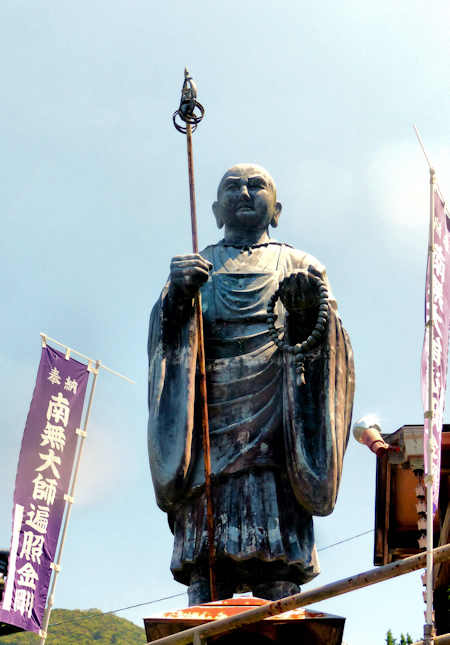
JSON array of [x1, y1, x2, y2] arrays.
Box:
[[147, 163, 355, 604]]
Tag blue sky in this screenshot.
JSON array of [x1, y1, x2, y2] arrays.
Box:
[[1, 1, 449, 643]]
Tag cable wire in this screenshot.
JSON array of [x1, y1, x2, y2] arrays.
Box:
[[48, 592, 186, 627], [47, 528, 375, 630], [317, 528, 374, 552]]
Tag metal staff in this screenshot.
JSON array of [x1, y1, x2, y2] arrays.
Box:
[[173, 69, 216, 601]]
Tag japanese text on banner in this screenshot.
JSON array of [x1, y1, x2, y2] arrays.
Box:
[[421, 190, 450, 513], [0, 346, 89, 634]]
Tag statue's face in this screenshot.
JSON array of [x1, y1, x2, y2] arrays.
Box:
[[213, 164, 281, 231]]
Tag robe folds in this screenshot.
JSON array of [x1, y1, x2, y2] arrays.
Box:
[[148, 241, 355, 587]]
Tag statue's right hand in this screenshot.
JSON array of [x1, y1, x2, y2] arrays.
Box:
[[169, 254, 213, 300]]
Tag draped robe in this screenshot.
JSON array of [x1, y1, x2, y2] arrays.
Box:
[[148, 241, 354, 588]]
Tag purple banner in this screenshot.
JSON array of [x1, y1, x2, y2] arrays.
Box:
[[0, 346, 89, 634], [421, 189, 450, 513]]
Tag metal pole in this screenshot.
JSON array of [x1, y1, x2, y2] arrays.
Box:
[[414, 124, 433, 171], [185, 121, 216, 602], [173, 71, 216, 601], [145, 543, 450, 645], [186, 123, 199, 254], [424, 167, 437, 644], [39, 361, 101, 644], [413, 125, 438, 643]]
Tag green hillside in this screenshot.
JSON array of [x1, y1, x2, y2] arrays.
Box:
[[0, 608, 146, 644]]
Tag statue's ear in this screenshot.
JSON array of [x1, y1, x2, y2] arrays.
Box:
[[212, 201, 224, 229], [270, 201, 282, 228]]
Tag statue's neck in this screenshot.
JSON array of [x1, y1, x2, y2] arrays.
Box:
[[223, 228, 271, 247]]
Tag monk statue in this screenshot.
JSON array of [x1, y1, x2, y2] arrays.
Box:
[[147, 163, 355, 605]]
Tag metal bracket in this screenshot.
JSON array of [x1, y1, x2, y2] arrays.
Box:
[[423, 622, 436, 645], [50, 562, 61, 572], [38, 629, 47, 638], [40, 333, 47, 348], [64, 494, 74, 504], [424, 411, 433, 419], [87, 359, 99, 375], [65, 347, 71, 360], [76, 428, 87, 438]]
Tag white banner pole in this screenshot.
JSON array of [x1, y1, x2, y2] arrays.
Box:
[[424, 167, 436, 644], [413, 125, 437, 643]]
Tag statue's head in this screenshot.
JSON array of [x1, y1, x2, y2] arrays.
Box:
[[212, 163, 282, 232]]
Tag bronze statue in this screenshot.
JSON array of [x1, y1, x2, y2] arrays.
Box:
[[148, 163, 355, 605]]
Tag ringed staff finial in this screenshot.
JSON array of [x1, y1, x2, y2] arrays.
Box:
[[173, 68, 205, 133]]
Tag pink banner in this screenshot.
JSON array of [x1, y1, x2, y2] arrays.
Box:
[[421, 189, 450, 513]]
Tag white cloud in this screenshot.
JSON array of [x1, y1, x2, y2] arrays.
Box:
[[76, 423, 135, 506], [367, 141, 450, 240]]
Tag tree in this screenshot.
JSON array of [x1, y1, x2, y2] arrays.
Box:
[[385, 630, 413, 645], [386, 630, 396, 645], [0, 608, 146, 644]]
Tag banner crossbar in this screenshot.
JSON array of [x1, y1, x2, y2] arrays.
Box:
[[40, 333, 135, 384]]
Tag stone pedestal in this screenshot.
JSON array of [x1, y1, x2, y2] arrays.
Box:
[[144, 597, 345, 644]]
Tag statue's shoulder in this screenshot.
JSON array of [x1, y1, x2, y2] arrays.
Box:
[[281, 245, 326, 275]]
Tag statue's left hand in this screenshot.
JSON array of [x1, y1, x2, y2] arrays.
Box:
[[279, 269, 322, 314]]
